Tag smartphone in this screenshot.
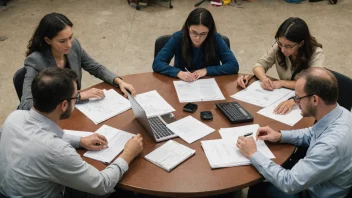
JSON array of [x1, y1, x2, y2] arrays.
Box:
[[183, 103, 198, 113]]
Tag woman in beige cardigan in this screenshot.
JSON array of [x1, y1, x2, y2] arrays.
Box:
[[237, 17, 325, 114]]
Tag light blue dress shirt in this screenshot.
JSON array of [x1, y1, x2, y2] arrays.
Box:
[[0, 109, 128, 198], [250, 105, 352, 198]]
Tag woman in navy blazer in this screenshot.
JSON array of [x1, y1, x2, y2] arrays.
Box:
[[19, 13, 136, 110], [152, 8, 239, 82]]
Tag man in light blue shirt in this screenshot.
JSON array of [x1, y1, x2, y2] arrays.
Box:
[[0, 68, 143, 197], [237, 67, 352, 198]]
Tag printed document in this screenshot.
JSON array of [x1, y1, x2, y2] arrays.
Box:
[[231, 81, 292, 107], [134, 90, 175, 118], [75, 89, 131, 124], [63, 130, 94, 137], [83, 125, 135, 163], [257, 91, 303, 126], [202, 124, 275, 168], [167, 116, 215, 144], [173, 78, 225, 103], [144, 140, 195, 172]]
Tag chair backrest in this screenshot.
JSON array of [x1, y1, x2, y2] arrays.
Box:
[[13, 67, 27, 101], [327, 68, 352, 111], [154, 34, 231, 58]]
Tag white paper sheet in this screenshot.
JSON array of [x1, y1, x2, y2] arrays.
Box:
[[75, 89, 131, 124], [173, 78, 225, 103], [134, 90, 175, 118], [144, 140, 195, 172], [231, 81, 292, 107], [166, 116, 215, 144], [63, 130, 94, 137], [83, 125, 135, 163], [257, 91, 303, 126]]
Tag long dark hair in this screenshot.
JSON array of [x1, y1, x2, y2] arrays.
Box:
[[26, 13, 73, 56], [275, 17, 322, 72], [181, 8, 217, 69]]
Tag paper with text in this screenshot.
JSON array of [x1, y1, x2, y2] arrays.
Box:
[[257, 91, 303, 126], [166, 116, 215, 144], [63, 130, 94, 137], [173, 78, 225, 103], [144, 140, 195, 172], [134, 90, 175, 118], [83, 125, 135, 163], [231, 81, 292, 107], [75, 89, 131, 124]]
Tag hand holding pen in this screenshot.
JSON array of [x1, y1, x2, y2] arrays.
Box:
[[236, 132, 257, 158], [177, 67, 197, 82]]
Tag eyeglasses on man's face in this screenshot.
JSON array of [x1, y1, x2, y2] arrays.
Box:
[[276, 40, 298, 49], [62, 92, 80, 103], [189, 30, 208, 38], [293, 94, 313, 104]]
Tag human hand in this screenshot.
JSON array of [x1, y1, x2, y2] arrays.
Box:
[[193, 68, 207, 80], [116, 79, 136, 97], [272, 80, 283, 89], [177, 71, 197, 82], [120, 134, 143, 164], [256, 126, 282, 142], [80, 133, 108, 151], [274, 99, 296, 115], [80, 88, 105, 100], [260, 78, 274, 90], [236, 136, 257, 158], [237, 75, 250, 88]]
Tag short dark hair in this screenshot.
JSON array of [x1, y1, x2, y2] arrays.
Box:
[[26, 13, 73, 56], [181, 8, 217, 69], [32, 68, 78, 113], [298, 68, 338, 105]]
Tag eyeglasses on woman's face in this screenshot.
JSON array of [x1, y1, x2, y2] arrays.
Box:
[[276, 40, 298, 50], [189, 30, 208, 38]]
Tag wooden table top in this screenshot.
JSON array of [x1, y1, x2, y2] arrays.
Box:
[[59, 72, 314, 197]]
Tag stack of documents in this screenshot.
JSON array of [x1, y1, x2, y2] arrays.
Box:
[[63, 130, 94, 137], [257, 91, 303, 126], [167, 116, 215, 144], [75, 89, 131, 124], [231, 81, 292, 107], [202, 124, 275, 169], [144, 140, 195, 172], [173, 78, 225, 103], [134, 90, 175, 117], [83, 125, 135, 164]]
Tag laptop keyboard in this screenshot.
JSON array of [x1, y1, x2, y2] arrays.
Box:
[[148, 116, 175, 139]]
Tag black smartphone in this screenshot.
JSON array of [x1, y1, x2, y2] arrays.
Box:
[[183, 103, 198, 113]]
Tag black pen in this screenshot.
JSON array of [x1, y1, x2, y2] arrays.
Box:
[[243, 132, 253, 137]]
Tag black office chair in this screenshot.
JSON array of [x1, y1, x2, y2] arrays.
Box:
[[327, 68, 352, 111], [127, 0, 172, 10], [154, 34, 230, 58], [13, 67, 27, 101]]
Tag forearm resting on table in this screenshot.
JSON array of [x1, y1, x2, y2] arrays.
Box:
[[252, 66, 268, 81]]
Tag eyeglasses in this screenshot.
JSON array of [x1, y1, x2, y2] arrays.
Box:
[[189, 30, 208, 38], [276, 40, 298, 49], [293, 94, 313, 103], [63, 92, 80, 103]]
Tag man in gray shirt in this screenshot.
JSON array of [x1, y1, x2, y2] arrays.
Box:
[[0, 68, 143, 197], [237, 67, 352, 198]]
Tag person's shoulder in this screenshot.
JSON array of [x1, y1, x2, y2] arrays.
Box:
[[5, 110, 28, 123], [25, 51, 46, 65], [313, 46, 324, 54], [171, 31, 183, 40]]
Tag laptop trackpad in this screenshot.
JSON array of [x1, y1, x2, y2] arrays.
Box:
[[160, 113, 176, 124]]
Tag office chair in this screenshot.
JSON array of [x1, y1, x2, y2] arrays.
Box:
[[154, 34, 230, 58], [13, 67, 27, 101], [127, 0, 172, 10]]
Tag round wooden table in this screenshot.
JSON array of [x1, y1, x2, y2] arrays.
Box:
[[59, 72, 314, 197]]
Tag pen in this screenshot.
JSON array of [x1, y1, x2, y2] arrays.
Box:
[[243, 132, 253, 137], [185, 67, 196, 81]]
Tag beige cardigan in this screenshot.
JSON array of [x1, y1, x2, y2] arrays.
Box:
[[253, 43, 325, 80]]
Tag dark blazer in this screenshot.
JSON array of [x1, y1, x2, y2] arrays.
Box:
[[19, 38, 118, 110]]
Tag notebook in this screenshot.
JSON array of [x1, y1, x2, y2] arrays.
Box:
[[144, 140, 195, 172]]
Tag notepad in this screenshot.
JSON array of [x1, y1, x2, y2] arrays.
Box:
[[75, 89, 131, 124], [134, 90, 175, 118], [173, 78, 225, 103], [144, 140, 195, 172], [166, 116, 215, 144], [83, 125, 135, 164], [231, 81, 292, 107]]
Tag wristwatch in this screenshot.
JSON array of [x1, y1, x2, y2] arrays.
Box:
[[77, 91, 81, 102]]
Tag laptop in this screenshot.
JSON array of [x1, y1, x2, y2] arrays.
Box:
[[127, 92, 178, 142]]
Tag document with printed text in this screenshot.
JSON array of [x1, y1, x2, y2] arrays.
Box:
[[75, 89, 131, 124], [83, 125, 135, 163], [63, 130, 94, 137], [144, 140, 195, 172], [173, 78, 225, 103]]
